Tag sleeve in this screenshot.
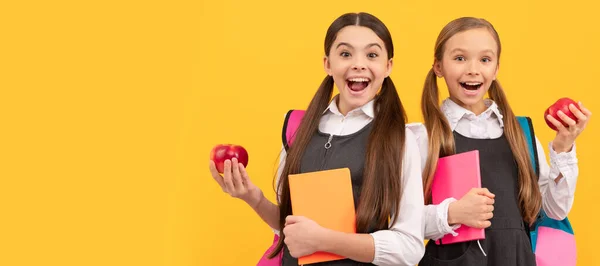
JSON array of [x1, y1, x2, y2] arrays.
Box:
[[536, 136, 579, 220], [406, 123, 460, 241], [370, 129, 426, 266]]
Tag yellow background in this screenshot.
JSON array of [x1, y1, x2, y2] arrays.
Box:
[[1, 0, 599, 265]]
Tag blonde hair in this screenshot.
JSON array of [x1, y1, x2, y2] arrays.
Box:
[[421, 17, 541, 225]]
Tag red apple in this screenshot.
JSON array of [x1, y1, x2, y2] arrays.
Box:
[[210, 144, 249, 173], [544, 97, 580, 131]]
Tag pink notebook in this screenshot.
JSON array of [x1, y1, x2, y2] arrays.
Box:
[[431, 150, 485, 245]]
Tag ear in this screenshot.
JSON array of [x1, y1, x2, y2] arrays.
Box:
[[493, 63, 499, 80], [385, 58, 393, 78], [323, 56, 332, 76], [433, 60, 443, 78]]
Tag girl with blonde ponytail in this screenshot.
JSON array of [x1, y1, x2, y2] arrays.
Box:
[[409, 17, 592, 265]]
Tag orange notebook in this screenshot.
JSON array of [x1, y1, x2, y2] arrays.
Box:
[[288, 168, 356, 265]]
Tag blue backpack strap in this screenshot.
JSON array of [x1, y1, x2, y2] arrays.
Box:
[[517, 116, 540, 250], [517, 116, 540, 176], [517, 116, 575, 253]]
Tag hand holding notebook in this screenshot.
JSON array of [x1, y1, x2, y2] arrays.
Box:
[[431, 150, 486, 245]]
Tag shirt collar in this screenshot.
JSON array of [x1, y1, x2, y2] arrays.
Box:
[[440, 98, 504, 131], [323, 95, 375, 119]]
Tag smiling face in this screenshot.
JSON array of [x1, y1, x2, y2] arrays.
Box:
[[434, 27, 499, 114], [324, 25, 393, 115]]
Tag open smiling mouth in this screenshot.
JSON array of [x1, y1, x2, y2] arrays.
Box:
[[460, 82, 482, 90], [347, 78, 371, 92]]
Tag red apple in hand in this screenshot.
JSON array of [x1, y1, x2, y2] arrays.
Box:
[[210, 144, 249, 173], [544, 97, 580, 131]]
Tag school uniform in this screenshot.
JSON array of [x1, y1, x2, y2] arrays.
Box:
[[408, 99, 579, 266], [277, 96, 425, 266]]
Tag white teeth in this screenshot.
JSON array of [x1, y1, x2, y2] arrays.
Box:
[[348, 78, 370, 82], [464, 82, 482, 86]]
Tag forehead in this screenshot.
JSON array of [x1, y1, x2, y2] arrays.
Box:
[[333, 26, 385, 49], [444, 28, 498, 54]]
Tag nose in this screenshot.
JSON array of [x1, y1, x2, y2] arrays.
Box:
[[352, 64, 366, 71], [467, 61, 480, 76], [352, 57, 367, 71]]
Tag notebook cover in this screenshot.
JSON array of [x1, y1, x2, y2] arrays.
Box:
[[289, 168, 356, 264], [431, 150, 485, 244]]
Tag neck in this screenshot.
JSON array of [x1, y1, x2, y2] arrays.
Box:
[[450, 97, 487, 115]]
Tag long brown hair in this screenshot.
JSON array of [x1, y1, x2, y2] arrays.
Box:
[[270, 12, 407, 257], [421, 17, 541, 225]]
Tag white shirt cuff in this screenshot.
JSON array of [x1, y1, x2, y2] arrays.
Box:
[[548, 142, 578, 185], [438, 197, 461, 236]]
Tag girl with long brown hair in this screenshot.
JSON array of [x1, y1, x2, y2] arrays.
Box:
[[410, 17, 592, 265], [209, 13, 425, 265]]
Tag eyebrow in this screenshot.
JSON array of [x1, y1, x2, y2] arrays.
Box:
[[449, 48, 496, 56], [336, 42, 383, 50]]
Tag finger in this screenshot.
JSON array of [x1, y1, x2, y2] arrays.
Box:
[[488, 205, 494, 213], [485, 211, 494, 220], [231, 158, 244, 191], [486, 197, 495, 205], [477, 188, 495, 198], [557, 111, 577, 127], [222, 160, 235, 193], [570, 104, 587, 122], [472, 220, 488, 229], [283, 226, 290, 235], [209, 160, 226, 189], [546, 114, 566, 131], [239, 163, 253, 186], [479, 220, 491, 229], [578, 102, 593, 117], [285, 215, 296, 225], [577, 102, 592, 129], [285, 215, 301, 225], [289, 250, 299, 258]]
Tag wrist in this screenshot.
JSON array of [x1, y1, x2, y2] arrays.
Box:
[[316, 227, 333, 252], [246, 189, 264, 209], [552, 141, 573, 153], [447, 201, 460, 225]]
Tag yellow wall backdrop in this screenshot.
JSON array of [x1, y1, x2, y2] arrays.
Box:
[[1, 0, 599, 265]]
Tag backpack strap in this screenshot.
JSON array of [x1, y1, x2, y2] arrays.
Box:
[[281, 110, 306, 151], [517, 116, 540, 247], [517, 116, 540, 176], [517, 116, 575, 255]]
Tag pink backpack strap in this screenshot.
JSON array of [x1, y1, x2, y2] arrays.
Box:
[[281, 110, 305, 150], [256, 234, 283, 266]]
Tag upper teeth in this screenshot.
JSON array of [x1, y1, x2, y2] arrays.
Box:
[[464, 82, 481, 86], [349, 78, 369, 82]]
